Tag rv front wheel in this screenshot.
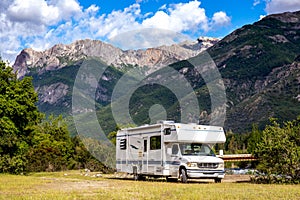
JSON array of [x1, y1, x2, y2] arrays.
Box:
[[133, 174, 138, 181], [133, 174, 145, 181], [180, 168, 188, 183]]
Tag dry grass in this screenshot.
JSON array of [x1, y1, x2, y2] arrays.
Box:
[[0, 171, 299, 200]]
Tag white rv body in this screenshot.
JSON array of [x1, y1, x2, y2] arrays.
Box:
[[116, 121, 226, 183]]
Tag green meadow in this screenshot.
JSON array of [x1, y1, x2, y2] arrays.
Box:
[[0, 171, 299, 200]]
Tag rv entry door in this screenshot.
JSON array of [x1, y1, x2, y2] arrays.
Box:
[[142, 137, 148, 173]]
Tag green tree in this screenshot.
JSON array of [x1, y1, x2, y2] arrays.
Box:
[[254, 118, 300, 183], [108, 124, 135, 146], [27, 115, 74, 172], [71, 136, 113, 172], [0, 59, 113, 173], [248, 124, 262, 153], [107, 124, 122, 146], [0, 60, 41, 173], [224, 130, 248, 154]]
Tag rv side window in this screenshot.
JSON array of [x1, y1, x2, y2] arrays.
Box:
[[164, 128, 171, 135], [150, 136, 161, 150], [144, 139, 147, 152], [120, 139, 127, 150]]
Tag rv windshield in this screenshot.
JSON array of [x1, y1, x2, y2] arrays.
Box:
[[179, 143, 215, 156]]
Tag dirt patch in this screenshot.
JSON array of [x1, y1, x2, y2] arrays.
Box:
[[223, 175, 251, 183], [38, 177, 111, 192]]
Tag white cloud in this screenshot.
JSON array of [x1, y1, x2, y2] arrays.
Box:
[[142, 11, 173, 29], [0, 0, 231, 64], [259, 15, 266, 20], [55, 0, 82, 19], [159, 4, 167, 10], [0, 0, 82, 63], [85, 4, 100, 14], [7, 0, 58, 25], [212, 11, 231, 27], [96, 3, 141, 38], [142, 0, 209, 32], [6, 0, 81, 25], [0, 0, 12, 13], [253, 0, 260, 6], [265, 0, 300, 14], [108, 28, 191, 50]]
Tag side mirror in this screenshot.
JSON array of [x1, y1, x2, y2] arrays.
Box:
[[219, 150, 224, 156]]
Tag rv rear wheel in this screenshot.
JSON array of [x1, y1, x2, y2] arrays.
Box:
[[214, 178, 222, 183], [180, 168, 188, 183]]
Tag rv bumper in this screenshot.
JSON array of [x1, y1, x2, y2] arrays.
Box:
[[186, 169, 225, 179]]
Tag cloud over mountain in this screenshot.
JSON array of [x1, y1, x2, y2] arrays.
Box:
[[6, 0, 81, 25], [0, 0, 230, 64], [265, 0, 300, 14], [2, 0, 300, 64]]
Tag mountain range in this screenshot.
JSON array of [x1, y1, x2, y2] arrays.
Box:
[[13, 11, 300, 134]]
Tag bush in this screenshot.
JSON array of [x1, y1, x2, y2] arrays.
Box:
[[253, 117, 300, 183]]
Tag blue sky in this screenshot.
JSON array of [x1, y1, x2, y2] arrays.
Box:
[[1, 0, 300, 64]]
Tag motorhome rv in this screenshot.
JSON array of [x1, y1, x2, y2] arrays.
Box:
[[116, 121, 226, 183]]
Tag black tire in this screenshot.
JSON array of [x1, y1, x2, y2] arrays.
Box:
[[166, 177, 178, 182], [180, 168, 188, 183], [214, 178, 222, 183], [133, 173, 139, 181], [139, 175, 146, 181], [134, 174, 145, 181]]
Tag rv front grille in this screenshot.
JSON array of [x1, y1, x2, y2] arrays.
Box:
[[197, 163, 219, 169]]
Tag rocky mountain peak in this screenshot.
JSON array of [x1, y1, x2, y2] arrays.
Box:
[[13, 39, 123, 78], [13, 37, 219, 78]]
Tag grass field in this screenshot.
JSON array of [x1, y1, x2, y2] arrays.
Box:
[[0, 171, 299, 200]]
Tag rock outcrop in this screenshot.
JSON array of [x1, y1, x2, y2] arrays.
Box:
[[13, 37, 219, 78]]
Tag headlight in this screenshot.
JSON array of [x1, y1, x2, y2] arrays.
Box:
[[187, 162, 198, 167], [218, 163, 224, 168]]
